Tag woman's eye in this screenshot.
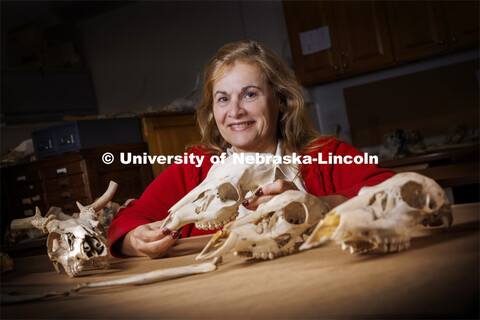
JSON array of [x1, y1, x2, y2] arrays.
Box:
[[217, 97, 228, 103], [245, 92, 257, 99]]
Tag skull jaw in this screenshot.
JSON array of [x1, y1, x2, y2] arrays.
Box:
[[196, 230, 295, 261], [163, 204, 240, 231]]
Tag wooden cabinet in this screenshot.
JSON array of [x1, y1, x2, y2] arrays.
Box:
[[283, 0, 393, 84], [332, 1, 394, 75], [443, 1, 480, 50], [1, 143, 153, 222], [141, 111, 201, 177], [386, 1, 448, 61], [283, 0, 479, 84], [283, 1, 342, 83]]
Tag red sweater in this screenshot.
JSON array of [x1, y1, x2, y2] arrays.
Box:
[[108, 138, 394, 257]]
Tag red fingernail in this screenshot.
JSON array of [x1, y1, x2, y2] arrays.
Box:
[[242, 200, 249, 207], [255, 189, 263, 196], [171, 231, 179, 239], [162, 228, 171, 236]]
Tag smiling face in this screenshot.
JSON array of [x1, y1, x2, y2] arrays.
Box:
[[212, 61, 281, 154]]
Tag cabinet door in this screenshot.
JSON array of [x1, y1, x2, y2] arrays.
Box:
[[142, 113, 201, 177], [333, 1, 394, 74], [443, 1, 479, 49], [387, 1, 448, 61], [283, 1, 342, 84]]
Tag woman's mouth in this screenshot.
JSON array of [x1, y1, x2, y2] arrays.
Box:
[[228, 121, 255, 131]]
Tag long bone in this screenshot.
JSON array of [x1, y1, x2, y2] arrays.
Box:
[[74, 257, 221, 291], [300, 172, 452, 254], [196, 190, 330, 261], [162, 154, 276, 231], [1, 258, 222, 305], [10, 181, 118, 277]]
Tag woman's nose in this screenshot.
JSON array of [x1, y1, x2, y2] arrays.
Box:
[[227, 98, 244, 118]]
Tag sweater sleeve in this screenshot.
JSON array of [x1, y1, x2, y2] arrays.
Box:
[[107, 159, 197, 257], [328, 140, 395, 198]]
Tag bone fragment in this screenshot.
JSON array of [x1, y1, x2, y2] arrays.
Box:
[[77, 181, 118, 215], [73, 259, 221, 291], [10, 207, 55, 233]]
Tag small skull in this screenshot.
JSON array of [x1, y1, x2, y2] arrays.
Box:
[[47, 218, 109, 277], [10, 181, 117, 277], [196, 190, 330, 260], [163, 154, 276, 231], [301, 172, 452, 254]]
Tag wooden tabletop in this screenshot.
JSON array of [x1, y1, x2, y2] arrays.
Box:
[[2, 203, 479, 319]]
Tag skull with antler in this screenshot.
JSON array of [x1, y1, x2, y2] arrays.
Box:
[[162, 154, 276, 231], [11, 181, 118, 277], [196, 190, 330, 261], [300, 172, 452, 254]]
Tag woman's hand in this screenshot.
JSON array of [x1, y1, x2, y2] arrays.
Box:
[[242, 179, 349, 211], [120, 220, 180, 258], [242, 179, 298, 211]]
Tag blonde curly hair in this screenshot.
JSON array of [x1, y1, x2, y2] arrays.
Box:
[[196, 39, 325, 155]]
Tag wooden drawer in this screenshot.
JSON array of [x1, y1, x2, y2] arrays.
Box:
[[42, 161, 83, 179], [5, 165, 42, 184], [9, 181, 43, 197], [45, 185, 88, 204], [44, 174, 85, 192]]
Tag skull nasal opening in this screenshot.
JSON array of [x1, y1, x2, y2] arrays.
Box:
[[283, 202, 306, 224]]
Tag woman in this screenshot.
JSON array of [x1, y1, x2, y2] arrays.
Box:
[[108, 40, 394, 258]]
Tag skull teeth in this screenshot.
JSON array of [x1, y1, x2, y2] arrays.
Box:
[[195, 212, 239, 230], [233, 250, 283, 260], [341, 239, 411, 254]]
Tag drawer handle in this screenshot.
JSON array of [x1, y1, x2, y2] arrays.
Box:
[[22, 197, 32, 205], [60, 134, 75, 145], [61, 191, 72, 199], [40, 140, 53, 150], [56, 167, 68, 174], [24, 209, 34, 216], [16, 175, 26, 182], [31, 194, 41, 202]]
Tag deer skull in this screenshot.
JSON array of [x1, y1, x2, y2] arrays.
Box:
[[300, 172, 452, 254], [162, 154, 276, 231], [196, 190, 330, 260], [10, 181, 118, 277]]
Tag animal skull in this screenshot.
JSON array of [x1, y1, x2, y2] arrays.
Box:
[[196, 190, 330, 260], [162, 154, 276, 231], [300, 172, 452, 254], [11, 181, 118, 277]]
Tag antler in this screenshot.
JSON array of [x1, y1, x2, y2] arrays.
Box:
[[10, 207, 56, 233], [76, 181, 118, 214]]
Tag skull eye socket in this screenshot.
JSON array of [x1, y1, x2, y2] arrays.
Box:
[[401, 181, 426, 209], [217, 183, 240, 202], [283, 202, 306, 224]]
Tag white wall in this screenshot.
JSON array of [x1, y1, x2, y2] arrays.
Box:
[[79, 0, 291, 115], [1, 0, 291, 155]]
